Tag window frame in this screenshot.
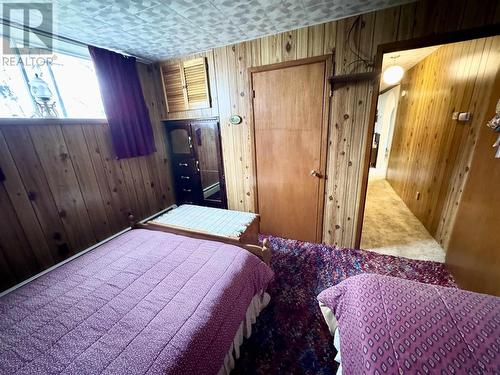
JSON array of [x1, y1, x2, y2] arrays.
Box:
[[0, 40, 107, 122]]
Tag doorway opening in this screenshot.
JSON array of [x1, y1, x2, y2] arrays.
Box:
[[359, 34, 499, 262]]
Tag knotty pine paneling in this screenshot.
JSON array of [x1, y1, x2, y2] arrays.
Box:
[[387, 36, 500, 249], [159, 0, 500, 251], [0, 63, 174, 291], [446, 68, 500, 296]]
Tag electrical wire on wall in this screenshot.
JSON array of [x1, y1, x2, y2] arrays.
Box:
[[343, 16, 374, 73]]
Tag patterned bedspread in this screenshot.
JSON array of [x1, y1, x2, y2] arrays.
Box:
[[317, 274, 500, 374], [0, 229, 273, 375]]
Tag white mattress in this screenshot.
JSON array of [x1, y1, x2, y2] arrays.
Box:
[[150, 204, 258, 238]]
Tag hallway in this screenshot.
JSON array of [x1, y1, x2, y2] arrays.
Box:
[[360, 177, 445, 263]]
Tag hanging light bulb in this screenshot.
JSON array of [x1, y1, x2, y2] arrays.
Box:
[[383, 55, 404, 85], [383, 65, 404, 85]]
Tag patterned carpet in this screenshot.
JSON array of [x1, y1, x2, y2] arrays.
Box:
[[233, 236, 457, 375]]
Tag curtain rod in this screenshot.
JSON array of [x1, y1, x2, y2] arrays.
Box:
[[0, 19, 153, 64]]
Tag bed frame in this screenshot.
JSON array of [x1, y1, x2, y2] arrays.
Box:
[[129, 214, 271, 265]]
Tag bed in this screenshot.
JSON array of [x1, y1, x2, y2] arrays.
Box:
[[317, 273, 500, 374], [0, 228, 274, 374]]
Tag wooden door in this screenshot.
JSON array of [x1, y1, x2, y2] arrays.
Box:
[[252, 60, 328, 242]]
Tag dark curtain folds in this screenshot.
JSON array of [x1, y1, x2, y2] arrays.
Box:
[[89, 45, 155, 159]]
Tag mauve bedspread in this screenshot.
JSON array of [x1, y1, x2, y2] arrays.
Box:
[[0, 229, 274, 375], [317, 274, 500, 374]]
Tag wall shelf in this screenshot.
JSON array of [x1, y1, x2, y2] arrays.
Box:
[[329, 71, 379, 90]]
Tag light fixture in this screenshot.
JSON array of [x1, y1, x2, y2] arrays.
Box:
[[383, 65, 404, 85], [29, 73, 58, 118], [29, 74, 53, 102], [383, 55, 404, 85]]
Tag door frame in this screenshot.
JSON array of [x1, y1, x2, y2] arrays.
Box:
[[249, 55, 333, 242], [355, 24, 500, 248]]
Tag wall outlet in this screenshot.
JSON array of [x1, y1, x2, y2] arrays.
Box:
[[458, 112, 472, 122], [452, 112, 472, 122]]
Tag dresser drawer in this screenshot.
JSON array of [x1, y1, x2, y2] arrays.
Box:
[[174, 173, 202, 198], [174, 181, 203, 205], [175, 174, 199, 185], [173, 158, 198, 172], [176, 189, 202, 205], [172, 158, 199, 179], [178, 186, 196, 194]]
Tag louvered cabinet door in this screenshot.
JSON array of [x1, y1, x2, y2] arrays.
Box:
[[183, 58, 211, 110], [161, 63, 188, 112], [161, 58, 211, 113]]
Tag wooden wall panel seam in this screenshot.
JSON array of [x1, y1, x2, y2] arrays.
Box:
[[29, 125, 97, 252], [1, 127, 70, 262], [0, 184, 39, 281], [81, 125, 125, 233], [60, 125, 110, 242], [0, 130, 55, 268]]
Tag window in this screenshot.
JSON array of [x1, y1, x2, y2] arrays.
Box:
[[0, 37, 106, 119], [161, 57, 211, 113]]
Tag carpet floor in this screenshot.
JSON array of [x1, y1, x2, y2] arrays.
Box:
[[233, 236, 457, 375], [361, 178, 445, 262]]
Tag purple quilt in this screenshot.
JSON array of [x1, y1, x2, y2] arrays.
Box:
[[0, 229, 273, 375], [317, 274, 500, 374]]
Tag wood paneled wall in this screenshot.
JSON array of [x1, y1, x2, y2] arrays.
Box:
[[387, 36, 500, 249], [160, 0, 500, 248], [0, 63, 175, 291], [446, 68, 500, 296]]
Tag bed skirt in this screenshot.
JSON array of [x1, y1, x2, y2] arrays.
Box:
[[319, 302, 342, 375], [218, 292, 271, 374]]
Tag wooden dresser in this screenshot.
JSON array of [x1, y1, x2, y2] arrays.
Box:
[[163, 118, 227, 208]]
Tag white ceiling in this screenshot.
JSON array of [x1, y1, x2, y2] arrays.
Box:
[[380, 45, 441, 90], [1, 0, 415, 61]]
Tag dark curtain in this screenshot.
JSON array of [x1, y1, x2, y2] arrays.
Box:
[[89, 45, 155, 159]]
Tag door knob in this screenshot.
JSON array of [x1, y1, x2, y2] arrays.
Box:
[[310, 170, 322, 178]]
